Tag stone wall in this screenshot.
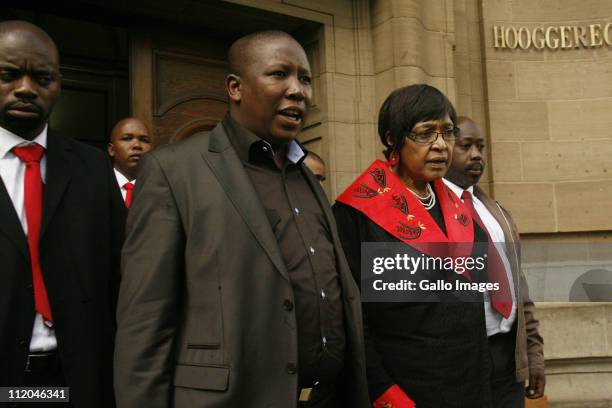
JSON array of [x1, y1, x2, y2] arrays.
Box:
[[481, 0, 612, 234], [538, 303, 612, 407], [477, 2, 612, 401]]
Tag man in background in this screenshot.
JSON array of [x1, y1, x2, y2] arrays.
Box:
[[107, 117, 152, 208], [444, 116, 545, 407], [0, 20, 122, 407], [304, 150, 326, 183]]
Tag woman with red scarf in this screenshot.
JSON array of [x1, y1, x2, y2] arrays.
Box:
[[333, 84, 491, 407]]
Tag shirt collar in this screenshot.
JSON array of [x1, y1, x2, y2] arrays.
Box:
[[442, 178, 474, 199], [114, 167, 134, 187], [222, 114, 306, 165], [286, 139, 305, 164], [0, 124, 48, 159]]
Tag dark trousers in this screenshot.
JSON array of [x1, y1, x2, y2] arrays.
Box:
[[489, 325, 525, 408]]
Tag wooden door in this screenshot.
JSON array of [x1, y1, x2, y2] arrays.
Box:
[[130, 29, 231, 146]]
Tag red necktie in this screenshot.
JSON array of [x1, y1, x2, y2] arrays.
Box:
[[13, 144, 53, 326], [123, 181, 134, 208], [461, 191, 512, 318]]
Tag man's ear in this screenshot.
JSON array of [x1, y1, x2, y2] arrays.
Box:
[[107, 143, 115, 158], [226, 74, 242, 103]]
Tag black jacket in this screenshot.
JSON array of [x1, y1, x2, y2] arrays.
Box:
[[333, 201, 492, 408], [0, 131, 125, 407]]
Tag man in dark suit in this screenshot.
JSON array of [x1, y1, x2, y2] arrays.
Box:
[[444, 116, 545, 407], [114, 30, 369, 407], [0, 21, 123, 407]]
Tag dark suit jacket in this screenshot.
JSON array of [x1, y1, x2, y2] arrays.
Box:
[[0, 131, 125, 407], [114, 121, 370, 407]]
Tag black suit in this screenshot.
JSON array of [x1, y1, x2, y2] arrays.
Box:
[[0, 131, 124, 407]]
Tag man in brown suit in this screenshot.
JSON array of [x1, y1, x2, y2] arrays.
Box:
[[114, 30, 369, 408], [444, 116, 545, 407]]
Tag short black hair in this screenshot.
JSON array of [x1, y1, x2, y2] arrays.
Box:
[[305, 150, 324, 165], [377, 84, 457, 158]]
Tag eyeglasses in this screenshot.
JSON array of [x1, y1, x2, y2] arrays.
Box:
[[406, 127, 460, 145]]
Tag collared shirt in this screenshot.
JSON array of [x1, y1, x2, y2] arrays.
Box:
[[223, 115, 346, 389], [0, 124, 57, 352], [443, 178, 517, 336], [113, 168, 134, 202]]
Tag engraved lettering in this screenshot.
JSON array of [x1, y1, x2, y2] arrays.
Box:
[[505, 26, 519, 49], [532, 27, 546, 49], [604, 22, 612, 46], [559, 26, 573, 49], [493, 25, 506, 48], [589, 23, 603, 47], [545, 26, 560, 49], [517, 26, 531, 49]]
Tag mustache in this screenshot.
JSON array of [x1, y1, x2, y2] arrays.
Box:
[[6, 100, 42, 113], [465, 162, 484, 171]]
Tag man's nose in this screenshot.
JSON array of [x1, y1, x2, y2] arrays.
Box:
[[14, 75, 38, 99], [286, 76, 306, 101], [469, 145, 483, 160], [132, 140, 143, 150]]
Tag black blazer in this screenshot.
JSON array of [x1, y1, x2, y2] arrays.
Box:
[[0, 131, 125, 408], [333, 202, 491, 408]]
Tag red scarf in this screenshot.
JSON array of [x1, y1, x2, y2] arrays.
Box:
[[337, 160, 474, 259]]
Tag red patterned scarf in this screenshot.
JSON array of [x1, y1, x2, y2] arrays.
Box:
[[336, 160, 475, 259]]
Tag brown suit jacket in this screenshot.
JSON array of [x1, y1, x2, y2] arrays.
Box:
[[114, 122, 370, 407], [474, 186, 545, 382]]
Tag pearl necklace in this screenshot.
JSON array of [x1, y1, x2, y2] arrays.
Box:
[[406, 183, 436, 210]]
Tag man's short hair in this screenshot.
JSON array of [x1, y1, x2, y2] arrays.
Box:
[[227, 30, 299, 76], [305, 150, 324, 165], [0, 20, 59, 63]]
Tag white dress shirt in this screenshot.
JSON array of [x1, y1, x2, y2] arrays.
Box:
[[443, 178, 517, 336], [0, 124, 57, 352], [113, 168, 134, 202]]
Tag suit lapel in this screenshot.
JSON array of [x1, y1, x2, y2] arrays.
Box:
[[41, 132, 72, 238], [0, 177, 29, 258], [204, 123, 289, 280]]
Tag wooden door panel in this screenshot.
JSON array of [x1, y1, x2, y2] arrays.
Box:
[[155, 99, 228, 143], [130, 30, 230, 146], [152, 50, 228, 144]]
